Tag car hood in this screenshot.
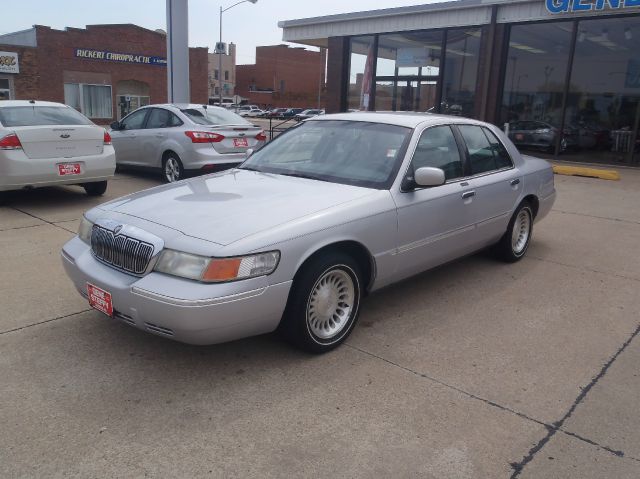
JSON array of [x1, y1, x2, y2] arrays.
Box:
[[97, 170, 377, 246]]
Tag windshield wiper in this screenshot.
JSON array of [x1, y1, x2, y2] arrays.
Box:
[[278, 172, 328, 182]]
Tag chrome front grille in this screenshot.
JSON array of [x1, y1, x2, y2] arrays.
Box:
[[91, 225, 154, 275]]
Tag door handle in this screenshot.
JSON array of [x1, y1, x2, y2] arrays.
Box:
[[510, 178, 521, 186], [462, 190, 476, 199]]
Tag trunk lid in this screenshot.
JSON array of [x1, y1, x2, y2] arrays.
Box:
[[206, 125, 263, 154], [14, 125, 104, 159]]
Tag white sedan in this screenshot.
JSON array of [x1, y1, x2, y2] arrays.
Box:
[[0, 100, 115, 199]]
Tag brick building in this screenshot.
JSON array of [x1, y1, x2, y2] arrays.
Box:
[[208, 42, 236, 102], [235, 45, 326, 109], [0, 24, 208, 124]]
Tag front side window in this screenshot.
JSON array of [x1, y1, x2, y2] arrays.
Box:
[[120, 109, 148, 130], [240, 120, 411, 189], [411, 125, 463, 180]]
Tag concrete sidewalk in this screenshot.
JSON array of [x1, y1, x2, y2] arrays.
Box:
[[1, 168, 639, 478]]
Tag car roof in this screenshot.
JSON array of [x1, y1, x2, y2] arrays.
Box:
[[311, 111, 486, 129], [0, 100, 71, 108]]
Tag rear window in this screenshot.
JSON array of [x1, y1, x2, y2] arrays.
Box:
[[0, 106, 93, 127], [181, 107, 250, 126]]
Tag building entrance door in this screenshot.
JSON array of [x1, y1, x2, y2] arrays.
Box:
[[393, 78, 438, 112]]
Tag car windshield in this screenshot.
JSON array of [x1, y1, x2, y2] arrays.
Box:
[[239, 120, 411, 189], [0, 106, 93, 127], [181, 107, 249, 126]]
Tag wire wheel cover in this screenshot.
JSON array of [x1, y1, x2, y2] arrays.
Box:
[[306, 268, 355, 340], [511, 208, 531, 255]]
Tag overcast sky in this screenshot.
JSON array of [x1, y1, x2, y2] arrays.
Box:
[[3, 0, 442, 64]]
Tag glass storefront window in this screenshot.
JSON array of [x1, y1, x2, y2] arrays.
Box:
[[376, 31, 442, 77], [348, 36, 375, 111], [501, 22, 573, 153], [0, 78, 12, 100], [442, 29, 482, 117], [64, 83, 113, 119], [565, 17, 640, 165]]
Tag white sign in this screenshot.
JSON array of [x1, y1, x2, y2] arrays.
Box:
[[0, 51, 19, 74], [396, 47, 430, 68]]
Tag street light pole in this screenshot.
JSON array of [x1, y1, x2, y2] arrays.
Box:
[[218, 0, 257, 106]]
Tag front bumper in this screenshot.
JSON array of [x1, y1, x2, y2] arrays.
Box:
[[61, 236, 292, 345]]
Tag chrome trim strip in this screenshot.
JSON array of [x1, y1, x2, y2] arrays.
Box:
[[130, 285, 269, 307]]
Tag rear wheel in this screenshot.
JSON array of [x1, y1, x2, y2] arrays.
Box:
[[162, 153, 184, 183], [494, 201, 533, 262], [83, 181, 108, 196], [281, 252, 362, 353]]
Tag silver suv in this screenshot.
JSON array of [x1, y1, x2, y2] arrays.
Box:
[[110, 104, 266, 182]]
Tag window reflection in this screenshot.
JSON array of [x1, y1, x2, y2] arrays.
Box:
[[501, 22, 573, 154], [442, 29, 482, 117], [565, 17, 640, 164]]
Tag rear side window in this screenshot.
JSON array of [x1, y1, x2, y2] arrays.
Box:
[[146, 108, 182, 129], [457, 125, 501, 175], [484, 128, 513, 169], [0, 106, 93, 127], [412, 126, 463, 180]]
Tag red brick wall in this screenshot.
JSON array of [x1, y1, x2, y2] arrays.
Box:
[[0, 45, 39, 99], [3, 24, 208, 123], [236, 45, 326, 109]]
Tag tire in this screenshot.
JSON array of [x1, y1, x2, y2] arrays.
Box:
[[281, 252, 362, 353], [494, 201, 533, 263], [162, 153, 184, 183], [83, 180, 108, 196]]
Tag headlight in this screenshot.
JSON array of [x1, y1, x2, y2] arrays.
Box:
[[154, 250, 280, 283], [78, 216, 94, 244]]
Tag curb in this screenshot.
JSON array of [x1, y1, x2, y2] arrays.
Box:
[[552, 165, 620, 181]]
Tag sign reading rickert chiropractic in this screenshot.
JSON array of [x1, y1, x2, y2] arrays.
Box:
[[0, 51, 19, 74], [74, 48, 167, 66], [545, 0, 640, 14]]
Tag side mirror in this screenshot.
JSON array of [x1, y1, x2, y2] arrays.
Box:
[[110, 121, 121, 130], [414, 167, 446, 187], [245, 148, 254, 159]]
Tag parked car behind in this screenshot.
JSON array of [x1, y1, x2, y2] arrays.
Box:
[[237, 105, 263, 117], [281, 108, 304, 119], [62, 112, 555, 353], [0, 100, 115, 199], [267, 108, 287, 119], [109, 104, 266, 183], [507, 120, 577, 152], [295, 109, 325, 122]]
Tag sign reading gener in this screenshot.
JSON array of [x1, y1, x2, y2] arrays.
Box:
[[0, 51, 19, 74], [74, 48, 167, 66], [546, 0, 640, 14]]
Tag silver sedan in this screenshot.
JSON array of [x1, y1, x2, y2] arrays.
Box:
[[61, 112, 555, 353], [0, 100, 115, 198], [109, 104, 266, 183]]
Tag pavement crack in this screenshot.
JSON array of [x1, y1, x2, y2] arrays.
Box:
[[9, 206, 76, 235], [509, 322, 640, 477], [0, 309, 91, 336]]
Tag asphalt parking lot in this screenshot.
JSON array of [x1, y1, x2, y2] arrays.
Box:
[[1, 166, 640, 478]]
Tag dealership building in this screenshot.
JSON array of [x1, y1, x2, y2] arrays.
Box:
[[280, 0, 640, 165], [0, 24, 208, 124]]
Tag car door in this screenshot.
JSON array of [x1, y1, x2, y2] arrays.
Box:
[[110, 108, 149, 165], [454, 124, 521, 246], [391, 125, 479, 281], [140, 108, 183, 168]]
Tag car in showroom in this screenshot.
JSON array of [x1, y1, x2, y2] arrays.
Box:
[[109, 104, 266, 183], [0, 100, 115, 199], [62, 112, 555, 353], [507, 120, 577, 153]]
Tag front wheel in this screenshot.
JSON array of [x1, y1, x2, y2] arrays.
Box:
[[162, 154, 184, 183], [494, 202, 533, 262], [83, 180, 108, 196], [281, 252, 362, 353]]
